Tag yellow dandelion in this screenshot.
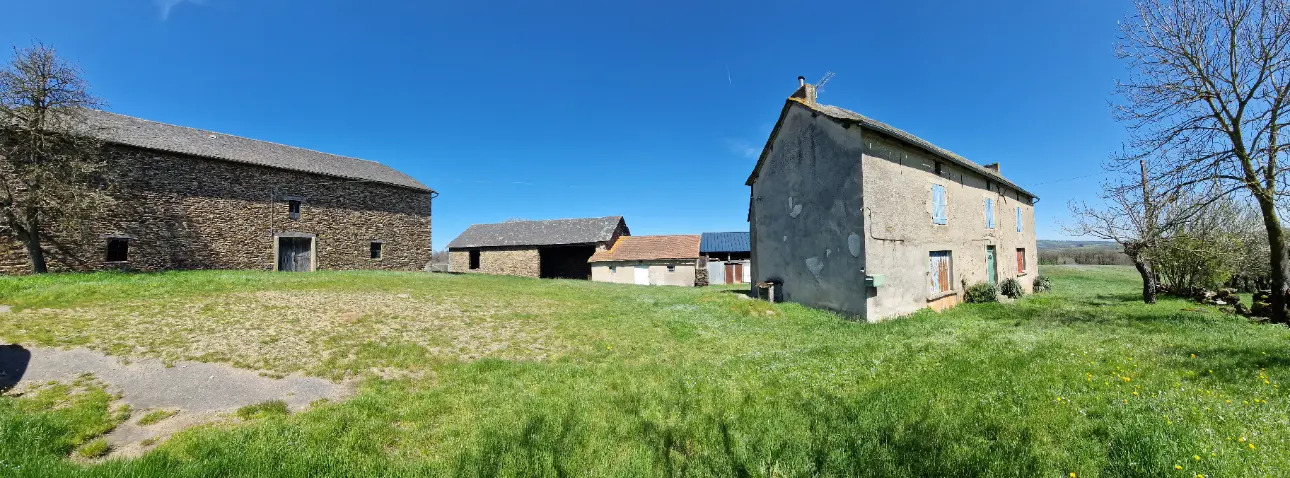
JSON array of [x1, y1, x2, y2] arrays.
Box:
[[1248, 443, 1255, 449], [1070, 473, 1077, 478], [1191, 354, 1197, 359], [1133, 391, 1139, 396], [1193, 455, 1200, 461], [1197, 474, 1205, 478], [1175, 465, 1183, 470], [1239, 437, 1246, 442]]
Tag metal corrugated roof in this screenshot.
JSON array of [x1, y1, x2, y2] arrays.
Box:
[[447, 216, 627, 249], [78, 110, 432, 192], [699, 232, 749, 253]]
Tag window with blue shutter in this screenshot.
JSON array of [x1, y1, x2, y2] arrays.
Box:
[[985, 198, 995, 229], [931, 184, 947, 225], [1016, 207, 1023, 232]]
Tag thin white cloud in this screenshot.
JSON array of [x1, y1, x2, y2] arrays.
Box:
[[724, 138, 760, 159], [156, 0, 205, 20]]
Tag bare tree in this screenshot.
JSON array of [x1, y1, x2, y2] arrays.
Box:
[[0, 44, 109, 273], [1068, 161, 1190, 303], [1117, 0, 1290, 322]]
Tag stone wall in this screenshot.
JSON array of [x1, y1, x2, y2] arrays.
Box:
[[0, 144, 432, 274], [449, 247, 540, 277]]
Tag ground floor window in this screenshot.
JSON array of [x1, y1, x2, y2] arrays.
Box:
[[609, 265, 617, 273], [469, 250, 481, 270], [929, 250, 953, 294], [106, 238, 129, 262], [1017, 248, 1026, 274], [370, 242, 383, 259], [666, 265, 676, 272]]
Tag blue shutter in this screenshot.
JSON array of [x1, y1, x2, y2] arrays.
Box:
[[985, 198, 995, 229], [932, 184, 947, 225], [1016, 207, 1023, 232]]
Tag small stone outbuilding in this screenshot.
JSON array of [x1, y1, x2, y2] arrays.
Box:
[[447, 216, 628, 279], [589, 235, 701, 286], [0, 110, 434, 274]]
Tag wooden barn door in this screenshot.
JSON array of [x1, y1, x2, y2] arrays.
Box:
[[277, 237, 313, 272]]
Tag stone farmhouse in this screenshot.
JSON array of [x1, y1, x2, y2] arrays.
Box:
[[589, 234, 701, 286], [747, 78, 1038, 321], [0, 110, 434, 274], [447, 216, 628, 279]]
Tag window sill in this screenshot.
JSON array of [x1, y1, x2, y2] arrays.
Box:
[[1018, 272, 1028, 277], [105, 261, 130, 265], [927, 290, 958, 302]]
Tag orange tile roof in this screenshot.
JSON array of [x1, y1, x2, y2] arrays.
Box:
[[588, 235, 701, 262]]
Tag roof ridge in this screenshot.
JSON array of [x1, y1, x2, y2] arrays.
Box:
[[93, 110, 383, 165]]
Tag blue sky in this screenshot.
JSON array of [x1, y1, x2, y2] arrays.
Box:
[[2, 0, 1133, 247]]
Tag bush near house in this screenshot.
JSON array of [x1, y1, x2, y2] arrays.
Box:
[[999, 277, 1025, 299], [964, 281, 999, 303], [1033, 274, 1053, 293], [0, 266, 1288, 476]]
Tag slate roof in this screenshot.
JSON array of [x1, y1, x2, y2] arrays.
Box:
[[77, 109, 431, 192], [699, 232, 750, 253], [588, 235, 700, 262], [746, 98, 1036, 199], [447, 216, 627, 249]]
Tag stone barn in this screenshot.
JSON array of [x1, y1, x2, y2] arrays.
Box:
[[0, 110, 434, 274], [747, 78, 1038, 321], [447, 216, 628, 279]]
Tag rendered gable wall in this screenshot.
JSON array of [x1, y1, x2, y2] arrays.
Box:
[[749, 103, 868, 318]]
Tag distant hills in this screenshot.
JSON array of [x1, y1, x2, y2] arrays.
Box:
[[1037, 240, 1120, 251]]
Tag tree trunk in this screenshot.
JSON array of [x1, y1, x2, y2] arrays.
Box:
[[23, 231, 47, 273], [20, 209, 48, 273], [1130, 252, 1157, 304], [1256, 196, 1288, 324]]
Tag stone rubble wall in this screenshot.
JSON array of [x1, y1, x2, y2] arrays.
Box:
[[0, 144, 432, 274]]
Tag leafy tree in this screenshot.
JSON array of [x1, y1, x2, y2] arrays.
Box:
[[0, 44, 109, 273]]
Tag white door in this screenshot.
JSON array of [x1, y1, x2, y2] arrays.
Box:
[[634, 265, 650, 285]]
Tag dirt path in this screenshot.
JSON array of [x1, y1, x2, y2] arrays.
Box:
[[2, 345, 354, 458]]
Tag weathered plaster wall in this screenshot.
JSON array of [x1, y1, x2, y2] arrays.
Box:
[[860, 131, 1037, 319], [749, 103, 867, 317], [449, 247, 541, 277], [590, 261, 697, 286], [0, 145, 432, 274]]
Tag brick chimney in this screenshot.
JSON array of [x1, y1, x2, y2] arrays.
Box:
[[790, 76, 817, 105], [984, 163, 1001, 174]]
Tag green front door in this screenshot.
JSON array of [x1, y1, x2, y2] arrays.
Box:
[[986, 246, 998, 285]]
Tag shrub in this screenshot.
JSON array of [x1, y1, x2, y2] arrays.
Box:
[[999, 278, 1024, 299], [964, 282, 998, 303], [1033, 274, 1053, 293]]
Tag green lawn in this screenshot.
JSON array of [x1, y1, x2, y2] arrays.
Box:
[[1, 266, 1288, 477]]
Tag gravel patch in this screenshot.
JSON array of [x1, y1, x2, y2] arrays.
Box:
[[3, 345, 353, 457]]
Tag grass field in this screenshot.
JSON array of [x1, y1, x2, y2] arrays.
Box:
[[1, 266, 1288, 477]]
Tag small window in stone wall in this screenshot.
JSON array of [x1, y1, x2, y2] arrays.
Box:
[[288, 200, 302, 220], [667, 265, 676, 272], [370, 242, 383, 259], [469, 250, 481, 270], [106, 238, 129, 262], [609, 266, 617, 273]]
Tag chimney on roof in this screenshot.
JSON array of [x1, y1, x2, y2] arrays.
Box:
[[790, 75, 817, 105], [984, 163, 1001, 174]]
